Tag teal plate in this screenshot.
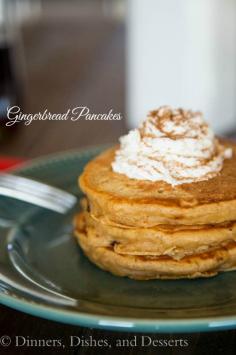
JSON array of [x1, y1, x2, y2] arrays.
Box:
[[1, 146, 236, 333]]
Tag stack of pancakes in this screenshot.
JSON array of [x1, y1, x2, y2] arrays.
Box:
[[74, 141, 236, 280]]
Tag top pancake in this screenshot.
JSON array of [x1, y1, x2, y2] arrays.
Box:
[[79, 140, 236, 226]]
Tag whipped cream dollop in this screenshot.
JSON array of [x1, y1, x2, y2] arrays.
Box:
[[112, 106, 233, 185]]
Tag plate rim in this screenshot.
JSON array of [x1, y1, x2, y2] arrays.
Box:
[[11, 144, 109, 175], [1, 146, 236, 333], [2, 291, 236, 333]]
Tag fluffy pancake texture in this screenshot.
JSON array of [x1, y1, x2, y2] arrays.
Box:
[[75, 140, 236, 280], [79, 141, 236, 227], [74, 212, 236, 280], [74, 211, 236, 260]]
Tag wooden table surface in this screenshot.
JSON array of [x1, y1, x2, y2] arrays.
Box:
[[0, 14, 236, 355]]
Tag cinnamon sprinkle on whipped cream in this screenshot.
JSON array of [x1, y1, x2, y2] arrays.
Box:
[[112, 106, 233, 185]]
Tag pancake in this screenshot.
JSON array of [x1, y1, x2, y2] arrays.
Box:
[[79, 140, 236, 227], [74, 221, 236, 280], [74, 211, 236, 260], [76, 137, 236, 279]]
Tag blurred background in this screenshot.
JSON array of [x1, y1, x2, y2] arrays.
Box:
[[0, 0, 236, 162]]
